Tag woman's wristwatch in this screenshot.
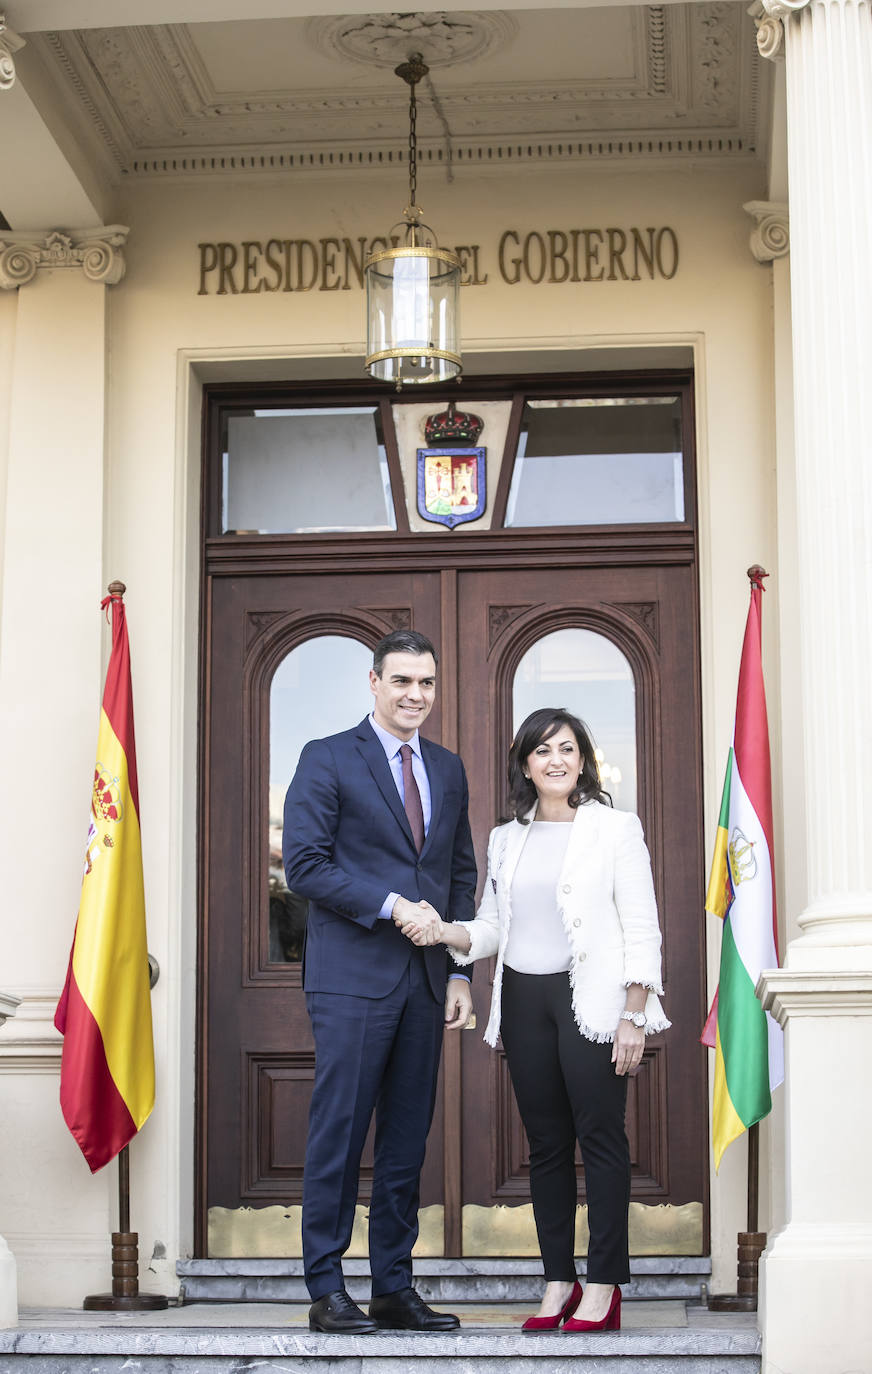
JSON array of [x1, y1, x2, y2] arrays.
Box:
[[619, 1010, 647, 1029]]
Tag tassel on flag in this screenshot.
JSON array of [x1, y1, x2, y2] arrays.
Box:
[[702, 567, 784, 1170], [54, 584, 155, 1172]]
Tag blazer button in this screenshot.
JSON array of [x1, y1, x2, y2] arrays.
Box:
[[562, 883, 572, 893], [416, 862, 423, 872]]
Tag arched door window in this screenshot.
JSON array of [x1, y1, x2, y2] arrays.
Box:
[[512, 627, 637, 812], [268, 635, 373, 962]]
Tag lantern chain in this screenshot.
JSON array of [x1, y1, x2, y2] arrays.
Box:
[[395, 53, 428, 225]]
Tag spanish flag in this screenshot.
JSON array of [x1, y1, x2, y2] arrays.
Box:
[[54, 588, 155, 1172], [701, 570, 784, 1169]]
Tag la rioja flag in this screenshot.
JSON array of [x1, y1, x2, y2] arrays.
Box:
[[701, 568, 783, 1169], [54, 586, 155, 1171]]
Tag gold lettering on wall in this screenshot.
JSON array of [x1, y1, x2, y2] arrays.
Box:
[[197, 227, 679, 295]]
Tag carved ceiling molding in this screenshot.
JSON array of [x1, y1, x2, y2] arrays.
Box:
[[305, 11, 518, 70], [0, 226, 129, 290], [29, 4, 763, 179], [744, 199, 789, 261], [0, 14, 25, 91], [120, 135, 758, 182]]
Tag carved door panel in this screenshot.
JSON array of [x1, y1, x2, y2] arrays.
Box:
[[456, 564, 707, 1256], [202, 570, 445, 1255]]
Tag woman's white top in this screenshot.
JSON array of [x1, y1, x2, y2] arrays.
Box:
[[503, 822, 573, 975], [451, 799, 671, 1047]]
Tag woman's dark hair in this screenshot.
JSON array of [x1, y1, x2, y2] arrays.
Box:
[[507, 707, 612, 822]]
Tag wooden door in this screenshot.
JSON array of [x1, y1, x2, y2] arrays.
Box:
[[199, 550, 707, 1257], [456, 563, 707, 1254]]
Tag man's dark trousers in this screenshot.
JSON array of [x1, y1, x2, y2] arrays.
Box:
[[303, 949, 443, 1298]]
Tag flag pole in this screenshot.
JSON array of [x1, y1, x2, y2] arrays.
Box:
[[708, 1120, 765, 1312], [707, 564, 772, 1313], [83, 948, 168, 1310], [79, 582, 167, 1312], [83, 1147, 166, 1310]]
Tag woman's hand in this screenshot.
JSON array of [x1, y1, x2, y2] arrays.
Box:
[[611, 1019, 645, 1076], [393, 899, 444, 946]]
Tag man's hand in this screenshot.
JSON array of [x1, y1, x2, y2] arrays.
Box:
[[444, 977, 473, 1030], [393, 897, 444, 946]]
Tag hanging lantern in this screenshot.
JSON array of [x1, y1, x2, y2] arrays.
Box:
[[364, 55, 462, 389]]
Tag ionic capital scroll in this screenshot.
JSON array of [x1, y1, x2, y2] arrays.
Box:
[[0, 226, 129, 290], [0, 15, 25, 90], [744, 201, 790, 262], [750, 0, 812, 61]]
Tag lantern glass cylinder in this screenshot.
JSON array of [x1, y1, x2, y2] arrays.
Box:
[[365, 244, 461, 386]]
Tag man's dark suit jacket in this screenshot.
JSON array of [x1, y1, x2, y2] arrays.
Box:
[[283, 717, 477, 1001]]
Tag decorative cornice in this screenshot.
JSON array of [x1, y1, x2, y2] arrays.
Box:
[[29, 5, 763, 181], [757, 969, 872, 1026], [0, 14, 25, 91], [751, 0, 812, 61], [744, 199, 789, 261], [0, 992, 20, 1027], [0, 226, 129, 290], [0, 992, 61, 1072]]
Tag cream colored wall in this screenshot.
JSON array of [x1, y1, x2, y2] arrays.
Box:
[[0, 155, 787, 1303]]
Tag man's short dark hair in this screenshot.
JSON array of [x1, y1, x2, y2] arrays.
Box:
[[372, 629, 438, 677]]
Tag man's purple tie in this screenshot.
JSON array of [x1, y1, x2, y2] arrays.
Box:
[[400, 743, 425, 853]]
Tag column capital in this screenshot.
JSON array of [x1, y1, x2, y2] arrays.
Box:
[[0, 225, 129, 290], [750, 0, 811, 62], [744, 200, 790, 262], [0, 15, 25, 91]]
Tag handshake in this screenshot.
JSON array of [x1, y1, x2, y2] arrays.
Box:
[[392, 896, 444, 947]]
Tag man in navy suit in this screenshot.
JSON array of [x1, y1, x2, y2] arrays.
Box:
[[283, 629, 476, 1333]]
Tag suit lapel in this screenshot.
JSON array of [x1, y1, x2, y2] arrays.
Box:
[[354, 719, 416, 850], [501, 811, 535, 891]]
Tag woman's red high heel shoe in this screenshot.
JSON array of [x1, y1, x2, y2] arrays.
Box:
[[563, 1283, 621, 1332], [521, 1280, 583, 1332]]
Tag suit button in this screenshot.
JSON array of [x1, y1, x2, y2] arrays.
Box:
[[573, 918, 581, 928], [562, 884, 572, 893], [577, 952, 587, 962], [416, 862, 423, 872]]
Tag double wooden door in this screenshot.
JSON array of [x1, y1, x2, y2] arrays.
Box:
[[199, 538, 707, 1256]]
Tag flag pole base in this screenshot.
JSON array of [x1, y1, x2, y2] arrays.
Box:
[[707, 1292, 758, 1312], [82, 1231, 168, 1312], [707, 1230, 766, 1313], [83, 1293, 169, 1311]]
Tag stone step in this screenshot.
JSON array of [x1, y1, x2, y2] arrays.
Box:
[[0, 1301, 761, 1373], [177, 1255, 712, 1304]]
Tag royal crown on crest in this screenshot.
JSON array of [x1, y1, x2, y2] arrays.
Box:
[[424, 401, 484, 447]]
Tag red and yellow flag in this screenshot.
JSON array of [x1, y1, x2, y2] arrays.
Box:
[[54, 589, 155, 1172]]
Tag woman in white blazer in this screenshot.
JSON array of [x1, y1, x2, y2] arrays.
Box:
[[395, 708, 669, 1334]]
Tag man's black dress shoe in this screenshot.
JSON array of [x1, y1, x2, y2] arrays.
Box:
[[369, 1287, 460, 1331], [308, 1290, 378, 1333]]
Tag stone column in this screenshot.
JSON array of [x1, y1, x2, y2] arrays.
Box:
[[0, 231, 127, 1305], [0, 992, 21, 1327], [0, 230, 128, 942], [753, 4, 872, 1372]]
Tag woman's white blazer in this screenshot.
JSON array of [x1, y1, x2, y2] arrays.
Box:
[[451, 800, 670, 1047]]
